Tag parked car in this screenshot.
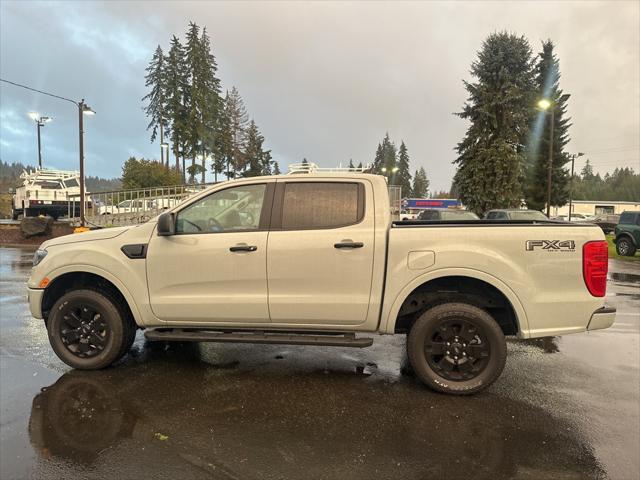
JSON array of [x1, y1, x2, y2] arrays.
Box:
[[614, 211, 640, 256], [400, 209, 421, 221], [417, 208, 479, 220], [28, 172, 614, 395], [551, 213, 592, 223], [485, 209, 547, 221], [592, 214, 620, 234]]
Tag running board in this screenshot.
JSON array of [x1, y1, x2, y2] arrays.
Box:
[[144, 329, 374, 348]]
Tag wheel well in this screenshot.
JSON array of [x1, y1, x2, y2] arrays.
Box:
[[41, 272, 135, 324], [616, 233, 636, 246], [394, 276, 519, 336]]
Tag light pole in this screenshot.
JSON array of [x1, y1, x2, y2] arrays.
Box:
[[1, 79, 96, 227], [28, 112, 52, 169], [78, 99, 96, 227], [537, 93, 571, 217], [568, 152, 584, 221]]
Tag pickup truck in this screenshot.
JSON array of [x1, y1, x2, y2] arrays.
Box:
[[27, 173, 615, 394]]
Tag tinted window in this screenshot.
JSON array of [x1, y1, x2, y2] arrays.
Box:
[[176, 183, 266, 234], [440, 210, 479, 220], [281, 182, 361, 230], [486, 212, 497, 219], [418, 210, 439, 220], [509, 211, 547, 221], [619, 212, 635, 225]]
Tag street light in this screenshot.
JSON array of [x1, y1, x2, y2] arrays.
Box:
[[568, 152, 584, 221], [380, 166, 399, 174], [537, 93, 571, 217], [28, 112, 52, 168], [78, 100, 96, 226]]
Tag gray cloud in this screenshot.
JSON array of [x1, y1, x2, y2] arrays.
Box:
[[1, 0, 638, 191]]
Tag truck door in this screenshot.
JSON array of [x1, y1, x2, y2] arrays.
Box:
[[146, 182, 274, 323], [266, 180, 375, 326]]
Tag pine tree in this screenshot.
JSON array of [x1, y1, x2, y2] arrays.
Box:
[[411, 167, 429, 198], [525, 40, 571, 210], [222, 87, 249, 178], [348, 159, 355, 170], [243, 119, 267, 177], [396, 141, 412, 197], [164, 35, 188, 178], [273, 161, 281, 175], [453, 32, 536, 215], [142, 45, 169, 166]]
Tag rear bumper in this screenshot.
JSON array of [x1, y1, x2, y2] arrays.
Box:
[[586, 306, 616, 331], [28, 288, 44, 319]]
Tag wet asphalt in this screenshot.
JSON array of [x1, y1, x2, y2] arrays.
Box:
[[0, 247, 638, 480]]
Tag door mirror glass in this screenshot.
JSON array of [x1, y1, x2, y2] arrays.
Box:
[[157, 212, 175, 236]]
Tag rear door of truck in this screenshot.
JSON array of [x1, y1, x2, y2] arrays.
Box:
[[266, 178, 376, 326]]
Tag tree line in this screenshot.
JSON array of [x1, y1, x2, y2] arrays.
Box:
[[573, 161, 639, 202], [371, 134, 429, 198], [143, 22, 278, 184], [453, 32, 576, 215]]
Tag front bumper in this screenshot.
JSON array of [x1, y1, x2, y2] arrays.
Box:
[[587, 306, 616, 331], [28, 288, 44, 319]]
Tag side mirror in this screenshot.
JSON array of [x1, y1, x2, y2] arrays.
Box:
[[157, 212, 175, 236]]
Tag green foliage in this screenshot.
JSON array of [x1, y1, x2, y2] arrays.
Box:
[[454, 32, 536, 215], [571, 161, 640, 201], [142, 45, 169, 151], [273, 161, 281, 175], [411, 167, 430, 198], [121, 157, 182, 189], [242, 120, 272, 177], [221, 87, 249, 178], [396, 141, 412, 196], [164, 35, 188, 173], [525, 40, 571, 210]]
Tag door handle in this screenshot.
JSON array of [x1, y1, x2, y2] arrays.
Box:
[[229, 245, 258, 252], [334, 241, 364, 249]]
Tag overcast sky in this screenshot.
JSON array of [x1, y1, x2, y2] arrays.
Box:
[[1, 0, 638, 191]]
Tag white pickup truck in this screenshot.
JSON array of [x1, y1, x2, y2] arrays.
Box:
[[27, 173, 615, 394]]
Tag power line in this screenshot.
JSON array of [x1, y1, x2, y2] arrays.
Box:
[[0, 78, 78, 106]]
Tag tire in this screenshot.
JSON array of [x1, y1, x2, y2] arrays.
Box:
[[47, 289, 136, 370], [616, 237, 636, 257], [407, 302, 507, 395]]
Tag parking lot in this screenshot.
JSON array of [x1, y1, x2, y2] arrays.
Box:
[[1, 246, 638, 480]]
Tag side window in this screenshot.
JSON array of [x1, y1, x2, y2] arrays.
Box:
[[499, 212, 508, 219], [619, 212, 634, 225], [280, 182, 362, 230], [486, 212, 497, 219], [176, 184, 266, 234]]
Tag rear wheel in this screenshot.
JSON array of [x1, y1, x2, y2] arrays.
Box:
[[47, 289, 136, 370], [616, 237, 636, 257], [407, 303, 507, 395]]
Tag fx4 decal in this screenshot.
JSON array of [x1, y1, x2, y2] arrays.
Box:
[[525, 240, 576, 252]]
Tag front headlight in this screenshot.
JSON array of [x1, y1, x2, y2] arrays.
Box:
[[33, 249, 47, 266]]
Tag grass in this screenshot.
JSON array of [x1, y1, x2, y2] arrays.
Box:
[[606, 234, 640, 262]]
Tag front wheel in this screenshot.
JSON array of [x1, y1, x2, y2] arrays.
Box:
[[616, 237, 636, 257], [47, 289, 136, 370], [407, 303, 507, 395]]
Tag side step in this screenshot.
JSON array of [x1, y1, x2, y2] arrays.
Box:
[[144, 329, 373, 348]]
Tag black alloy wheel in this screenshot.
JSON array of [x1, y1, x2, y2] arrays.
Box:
[[58, 302, 110, 358]]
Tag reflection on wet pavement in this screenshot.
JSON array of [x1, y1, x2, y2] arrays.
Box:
[[1, 248, 638, 480]]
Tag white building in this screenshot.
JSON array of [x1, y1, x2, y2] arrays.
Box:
[[551, 200, 640, 217]]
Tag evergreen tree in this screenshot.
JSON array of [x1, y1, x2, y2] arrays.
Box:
[[348, 159, 355, 170], [411, 167, 429, 198], [243, 119, 269, 177], [184, 22, 222, 183], [164, 35, 188, 178], [222, 87, 249, 178], [525, 40, 571, 210], [396, 141, 412, 196], [273, 161, 281, 175], [357, 162, 363, 170], [453, 32, 536, 215], [142, 45, 170, 166], [302, 158, 309, 165]]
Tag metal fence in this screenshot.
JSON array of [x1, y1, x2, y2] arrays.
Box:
[[68, 183, 215, 227]]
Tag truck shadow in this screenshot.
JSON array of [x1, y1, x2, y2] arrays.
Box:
[[28, 340, 603, 480]]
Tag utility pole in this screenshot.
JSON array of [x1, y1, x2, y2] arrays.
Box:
[[546, 107, 555, 218], [29, 113, 52, 169], [568, 152, 584, 221]]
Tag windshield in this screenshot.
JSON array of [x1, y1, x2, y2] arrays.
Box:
[[508, 211, 547, 221]]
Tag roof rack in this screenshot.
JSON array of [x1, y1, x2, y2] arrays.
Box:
[[287, 162, 373, 174]]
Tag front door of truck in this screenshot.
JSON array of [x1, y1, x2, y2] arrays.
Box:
[[266, 180, 375, 326], [147, 182, 274, 323]]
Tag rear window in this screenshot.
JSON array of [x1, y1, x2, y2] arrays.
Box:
[[440, 210, 479, 220], [281, 182, 363, 230]]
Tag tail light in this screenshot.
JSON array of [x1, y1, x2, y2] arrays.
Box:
[[583, 241, 608, 297]]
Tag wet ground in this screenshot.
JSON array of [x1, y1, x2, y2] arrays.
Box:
[[1, 247, 638, 480]]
